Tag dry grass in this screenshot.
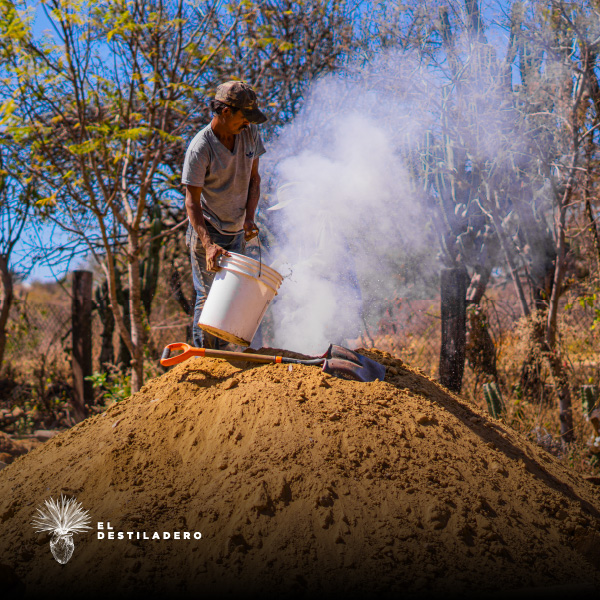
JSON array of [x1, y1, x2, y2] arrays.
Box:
[[364, 288, 600, 478]]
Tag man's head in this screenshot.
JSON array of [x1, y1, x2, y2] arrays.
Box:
[[212, 81, 267, 126]]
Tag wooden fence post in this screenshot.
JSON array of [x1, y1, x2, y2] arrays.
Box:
[[439, 267, 469, 393], [72, 270, 93, 420]]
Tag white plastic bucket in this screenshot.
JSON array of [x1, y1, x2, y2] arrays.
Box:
[[198, 252, 283, 346]]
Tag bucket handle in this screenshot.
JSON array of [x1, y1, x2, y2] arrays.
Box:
[[243, 226, 262, 278], [257, 234, 262, 278]]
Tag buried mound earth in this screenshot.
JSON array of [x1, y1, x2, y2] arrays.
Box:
[[1, 349, 600, 598]]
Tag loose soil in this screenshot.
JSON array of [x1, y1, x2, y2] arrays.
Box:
[[0, 432, 41, 465], [1, 349, 600, 599]]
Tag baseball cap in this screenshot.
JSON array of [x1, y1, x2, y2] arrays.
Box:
[[215, 81, 267, 124]]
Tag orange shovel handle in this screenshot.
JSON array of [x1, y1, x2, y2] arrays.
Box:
[[161, 342, 206, 366], [160, 342, 285, 367]]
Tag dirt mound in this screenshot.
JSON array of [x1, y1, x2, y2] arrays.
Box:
[[1, 349, 600, 599], [0, 432, 41, 465]]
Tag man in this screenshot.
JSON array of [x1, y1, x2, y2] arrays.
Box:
[[182, 81, 267, 349]]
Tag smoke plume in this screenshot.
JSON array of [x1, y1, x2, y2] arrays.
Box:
[[260, 53, 439, 354]]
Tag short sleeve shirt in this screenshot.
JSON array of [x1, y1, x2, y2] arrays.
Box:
[[182, 123, 266, 233]]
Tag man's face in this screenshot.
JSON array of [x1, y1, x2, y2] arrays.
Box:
[[223, 106, 250, 134]]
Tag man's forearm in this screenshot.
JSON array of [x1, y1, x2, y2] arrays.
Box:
[[185, 186, 213, 249], [245, 173, 261, 221]]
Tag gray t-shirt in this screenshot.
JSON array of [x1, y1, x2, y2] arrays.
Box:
[[182, 123, 266, 234]]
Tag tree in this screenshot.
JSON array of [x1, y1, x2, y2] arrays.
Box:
[[0, 0, 36, 366], [0, 0, 360, 393], [1, 0, 259, 392], [499, 0, 600, 441], [361, 0, 598, 442], [0, 141, 34, 367]]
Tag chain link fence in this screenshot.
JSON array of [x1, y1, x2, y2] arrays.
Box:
[[359, 297, 442, 378], [4, 295, 190, 378], [6, 300, 72, 368]]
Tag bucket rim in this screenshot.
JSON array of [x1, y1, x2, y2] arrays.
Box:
[[218, 266, 281, 295], [224, 251, 281, 271], [219, 259, 282, 285], [220, 252, 283, 282]]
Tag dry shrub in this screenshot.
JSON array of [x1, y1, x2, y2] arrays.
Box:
[[369, 288, 600, 477]]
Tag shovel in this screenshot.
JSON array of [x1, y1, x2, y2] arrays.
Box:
[[160, 342, 385, 383]]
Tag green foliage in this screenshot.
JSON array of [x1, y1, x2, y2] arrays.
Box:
[[565, 290, 600, 331], [86, 370, 131, 405]]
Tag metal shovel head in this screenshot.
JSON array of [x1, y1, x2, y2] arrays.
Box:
[[322, 357, 386, 383], [322, 344, 386, 380], [324, 344, 365, 364]]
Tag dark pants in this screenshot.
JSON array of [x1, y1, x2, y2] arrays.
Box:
[[187, 222, 245, 349]]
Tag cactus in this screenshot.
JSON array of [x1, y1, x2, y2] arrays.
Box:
[[141, 202, 163, 318], [95, 279, 115, 367], [580, 385, 598, 418], [484, 382, 505, 419]]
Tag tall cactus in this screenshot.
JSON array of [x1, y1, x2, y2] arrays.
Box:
[[141, 202, 163, 319], [484, 382, 505, 419], [94, 279, 115, 368]]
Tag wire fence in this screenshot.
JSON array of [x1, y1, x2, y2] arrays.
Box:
[[5, 278, 600, 473], [4, 298, 190, 378], [360, 297, 442, 377], [6, 301, 72, 367], [357, 286, 600, 407]]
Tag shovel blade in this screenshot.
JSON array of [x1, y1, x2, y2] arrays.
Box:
[[324, 344, 364, 363], [322, 357, 386, 383], [323, 345, 386, 381]]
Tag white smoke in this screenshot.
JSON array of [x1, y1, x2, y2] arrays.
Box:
[[261, 53, 438, 354]]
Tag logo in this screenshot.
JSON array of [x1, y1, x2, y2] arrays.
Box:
[[246, 151, 255, 158], [31, 495, 92, 564]]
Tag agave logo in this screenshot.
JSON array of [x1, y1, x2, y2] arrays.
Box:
[[31, 495, 92, 564]]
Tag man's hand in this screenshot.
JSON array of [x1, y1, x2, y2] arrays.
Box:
[[186, 185, 231, 271], [244, 219, 259, 242], [206, 243, 230, 272]]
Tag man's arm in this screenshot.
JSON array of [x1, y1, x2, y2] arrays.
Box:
[[185, 185, 229, 272], [243, 157, 261, 240]]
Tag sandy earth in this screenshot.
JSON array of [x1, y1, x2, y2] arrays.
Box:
[[1, 349, 600, 599], [0, 433, 41, 466]]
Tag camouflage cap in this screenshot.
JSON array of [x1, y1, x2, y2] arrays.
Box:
[[215, 81, 267, 124]]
